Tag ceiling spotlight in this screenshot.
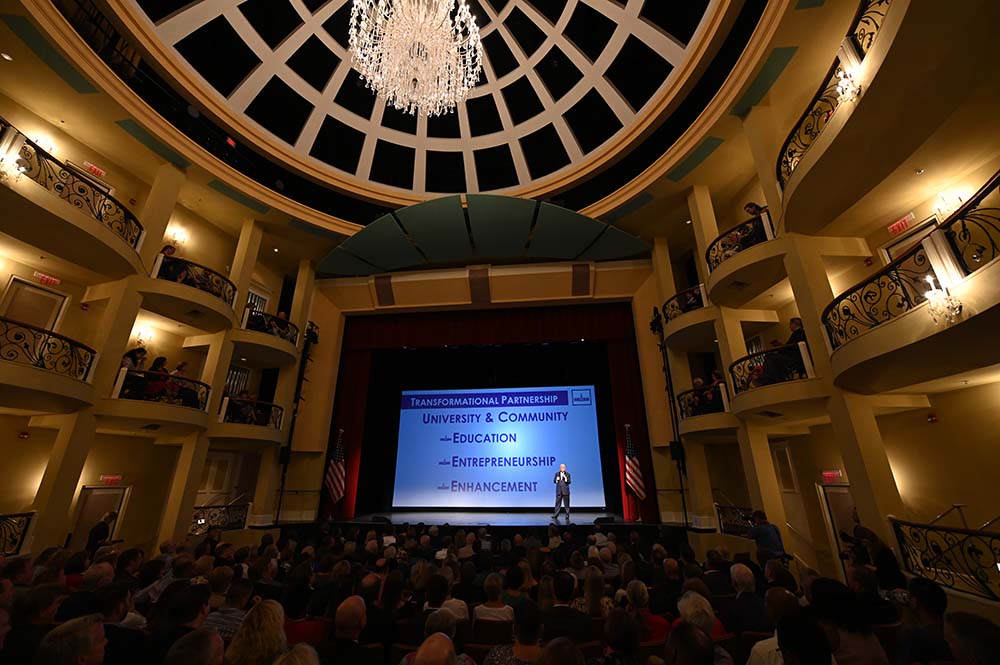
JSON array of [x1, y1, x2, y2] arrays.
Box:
[[240, 357, 247, 362], [685, 220, 692, 225], [0, 53, 12, 62], [713, 339, 718, 343], [273, 247, 279, 253], [915, 168, 925, 175]]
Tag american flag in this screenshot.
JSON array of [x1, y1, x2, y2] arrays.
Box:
[[325, 428, 346, 504], [624, 424, 646, 501]]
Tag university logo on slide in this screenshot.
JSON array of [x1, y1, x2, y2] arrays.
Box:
[[570, 388, 592, 406]]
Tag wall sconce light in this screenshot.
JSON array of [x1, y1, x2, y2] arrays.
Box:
[[934, 192, 965, 219], [133, 326, 153, 347], [167, 226, 189, 248], [836, 66, 861, 105], [924, 275, 962, 325]]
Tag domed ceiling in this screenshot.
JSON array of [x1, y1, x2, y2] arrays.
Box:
[[131, 0, 719, 202]]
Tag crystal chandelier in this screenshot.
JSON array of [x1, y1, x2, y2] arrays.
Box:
[[349, 0, 483, 117]]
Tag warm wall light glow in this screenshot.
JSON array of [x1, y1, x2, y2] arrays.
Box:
[[836, 66, 861, 104], [165, 225, 189, 247], [934, 191, 966, 219], [131, 325, 154, 346], [32, 134, 55, 154]]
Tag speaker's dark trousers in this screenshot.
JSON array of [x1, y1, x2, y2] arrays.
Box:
[[554, 492, 570, 515]]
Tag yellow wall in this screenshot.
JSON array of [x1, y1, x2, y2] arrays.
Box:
[[0, 254, 98, 345], [0, 415, 55, 513], [163, 207, 238, 277], [705, 443, 751, 507]]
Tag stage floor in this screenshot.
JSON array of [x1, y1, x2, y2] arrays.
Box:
[[352, 511, 621, 527]]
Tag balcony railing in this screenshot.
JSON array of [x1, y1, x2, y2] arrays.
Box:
[[706, 212, 774, 271], [0, 317, 97, 382], [663, 284, 706, 321], [0, 118, 144, 249], [891, 517, 1000, 601], [111, 368, 210, 411], [776, 0, 893, 188], [677, 383, 729, 419], [241, 309, 299, 345], [823, 170, 1000, 349], [729, 342, 814, 394], [716, 504, 754, 539], [189, 503, 250, 536], [219, 397, 283, 429], [1, 512, 34, 556], [152, 255, 236, 307]]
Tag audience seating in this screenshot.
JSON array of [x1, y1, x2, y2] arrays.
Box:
[[471, 619, 514, 644], [873, 621, 903, 665]]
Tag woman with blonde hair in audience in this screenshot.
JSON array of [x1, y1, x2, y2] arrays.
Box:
[[226, 599, 288, 665], [573, 565, 613, 618], [273, 643, 319, 665], [517, 560, 537, 597]]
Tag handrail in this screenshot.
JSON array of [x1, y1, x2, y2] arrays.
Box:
[[663, 285, 706, 321], [940, 170, 1000, 276], [0, 511, 35, 556], [189, 503, 250, 536], [111, 367, 211, 411], [219, 396, 284, 429], [0, 316, 97, 382], [705, 213, 773, 271], [728, 342, 812, 394], [0, 116, 144, 249], [153, 255, 237, 306], [677, 384, 728, 419], [242, 309, 300, 344]]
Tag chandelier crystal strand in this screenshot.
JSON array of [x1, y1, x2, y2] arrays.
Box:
[[349, 0, 483, 117]]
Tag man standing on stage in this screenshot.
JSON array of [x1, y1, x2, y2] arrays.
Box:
[[553, 463, 571, 520]]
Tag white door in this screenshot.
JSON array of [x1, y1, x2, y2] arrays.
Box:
[[0, 277, 68, 330]]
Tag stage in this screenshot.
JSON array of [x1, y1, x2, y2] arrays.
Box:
[[352, 510, 623, 527]]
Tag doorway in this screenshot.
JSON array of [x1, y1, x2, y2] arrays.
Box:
[[817, 483, 855, 582], [67, 486, 129, 551], [0, 276, 68, 330]]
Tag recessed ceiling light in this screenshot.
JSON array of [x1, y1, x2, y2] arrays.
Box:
[[273, 247, 279, 253], [713, 339, 718, 343], [685, 220, 692, 225], [915, 168, 925, 175], [0, 53, 13, 62], [240, 357, 247, 362]]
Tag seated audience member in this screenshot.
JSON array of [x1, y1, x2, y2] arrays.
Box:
[[207, 567, 234, 611], [283, 585, 327, 646], [702, 550, 733, 597], [114, 548, 144, 587], [402, 608, 476, 665], [318, 595, 380, 665], [536, 636, 585, 665], [97, 583, 145, 665], [0, 583, 63, 664], [591, 608, 642, 665], [943, 612, 1000, 665], [720, 564, 771, 634], [847, 565, 900, 626], [452, 561, 484, 605], [147, 582, 212, 665], [663, 621, 715, 665], [363, 570, 406, 644], [600, 548, 621, 582], [164, 628, 225, 665], [249, 557, 282, 602], [899, 577, 951, 664], [501, 565, 528, 607], [625, 580, 669, 643], [810, 578, 888, 665], [536, 575, 555, 611], [675, 591, 729, 643], [413, 632, 456, 665], [225, 599, 286, 665], [0, 602, 9, 653], [541, 571, 591, 643], [485, 599, 542, 665], [475, 573, 515, 622], [776, 614, 834, 665], [650, 558, 683, 616], [572, 565, 614, 618], [274, 643, 321, 665], [203, 577, 254, 642], [425, 574, 469, 620], [57, 563, 114, 621], [763, 560, 798, 594], [34, 614, 107, 665], [746, 588, 800, 665]]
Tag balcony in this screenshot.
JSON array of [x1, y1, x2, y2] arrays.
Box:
[[705, 213, 788, 307], [0, 511, 35, 556], [664, 285, 707, 321], [209, 397, 285, 444], [189, 503, 250, 536], [0, 316, 96, 412], [97, 368, 211, 434], [676, 384, 739, 441], [825, 172, 1000, 392], [230, 310, 299, 368], [0, 119, 144, 277], [727, 343, 828, 420], [138, 255, 236, 331]]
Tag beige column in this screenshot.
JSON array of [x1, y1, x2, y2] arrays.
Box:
[[742, 105, 785, 231], [782, 235, 835, 377], [229, 219, 263, 312], [827, 391, 905, 543], [28, 411, 98, 549], [684, 441, 717, 524], [713, 306, 748, 371], [687, 186, 721, 285], [138, 164, 185, 269], [250, 445, 281, 525], [157, 433, 210, 544], [83, 280, 144, 394], [652, 237, 677, 302], [737, 424, 787, 527], [199, 332, 234, 417]]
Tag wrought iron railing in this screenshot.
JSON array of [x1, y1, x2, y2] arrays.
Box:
[[663, 285, 706, 321], [189, 503, 250, 536], [242, 309, 299, 344], [677, 384, 728, 419], [219, 397, 283, 429], [706, 213, 773, 271], [728, 342, 812, 394], [112, 368, 210, 411], [941, 171, 1000, 277], [716, 504, 754, 539], [0, 118, 143, 249], [0, 316, 97, 381], [891, 517, 1000, 601], [153, 255, 236, 307], [776, 0, 893, 187], [1, 512, 34, 556]]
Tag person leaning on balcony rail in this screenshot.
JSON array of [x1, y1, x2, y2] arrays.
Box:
[[760, 318, 808, 386]]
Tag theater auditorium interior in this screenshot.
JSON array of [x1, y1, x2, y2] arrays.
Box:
[[0, 0, 999, 664]]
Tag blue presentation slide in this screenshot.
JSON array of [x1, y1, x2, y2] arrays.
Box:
[[392, 386, 606, 508]]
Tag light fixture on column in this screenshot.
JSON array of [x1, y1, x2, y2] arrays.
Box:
[[924, 275, 962, 325], [835, 66, 861, 105]]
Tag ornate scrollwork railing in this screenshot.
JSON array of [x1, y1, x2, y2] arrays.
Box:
[[0, 118, 143, 249], [850, 0, 892, 57], [822, 243, 936, 349], [728, 343, 811, 394], [664, 285, 706, 321], [220, 397, 283, 429], [941, 171, 1000, 277], [677, 384, 728, 419], [243, 310, 299, 344], [1, 512, 34, 556], [189, 503, 250, 536], [891, 517, 1000, 601], [154, 255, 236, 306], [113, 368, 210, 411], [0, 317, 96, 381], [716, 504, 754, 539], [706, 214, 773, 271]]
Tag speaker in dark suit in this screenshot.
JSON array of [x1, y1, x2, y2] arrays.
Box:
[[552, 463, 571, 518]]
